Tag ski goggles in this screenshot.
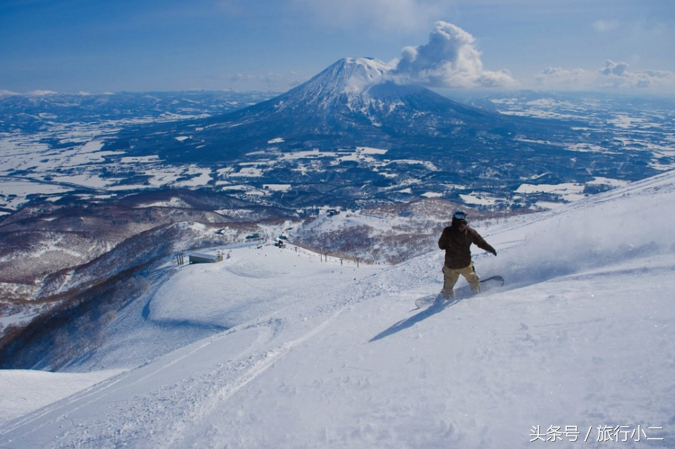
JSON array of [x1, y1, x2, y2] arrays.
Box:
[[453, 211, 467, 220]]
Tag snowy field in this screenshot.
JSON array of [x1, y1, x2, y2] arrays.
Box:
[[1, 170, 675, 448]]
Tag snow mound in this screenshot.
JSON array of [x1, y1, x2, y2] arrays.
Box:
[[482, 169, 675, 290], [147, 245, 379, 329]]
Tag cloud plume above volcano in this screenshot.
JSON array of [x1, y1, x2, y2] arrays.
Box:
[[390, 21, 516, 89]]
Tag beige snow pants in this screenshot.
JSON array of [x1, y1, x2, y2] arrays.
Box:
[[442, 262, 480, 299]]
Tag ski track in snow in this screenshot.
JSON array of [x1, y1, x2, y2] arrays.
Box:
[[2, 170, 675, 448]]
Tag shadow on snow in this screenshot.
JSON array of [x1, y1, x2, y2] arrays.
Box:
[[369, 300, 460, 343]]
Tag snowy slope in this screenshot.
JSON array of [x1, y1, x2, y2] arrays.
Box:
[[279, 57, 391, 108], [0, 370, 123, 427], [1, 171, 675, 448]]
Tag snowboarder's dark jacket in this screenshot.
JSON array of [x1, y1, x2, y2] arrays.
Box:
[[438, 220, 496, 269]]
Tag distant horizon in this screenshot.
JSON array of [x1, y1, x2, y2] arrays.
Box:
[[3, 85, 675, 100]]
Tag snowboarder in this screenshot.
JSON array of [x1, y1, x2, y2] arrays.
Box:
[[438, 210, 497, 300]]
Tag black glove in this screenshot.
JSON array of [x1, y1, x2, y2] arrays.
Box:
[[492, 249, 497, 256]]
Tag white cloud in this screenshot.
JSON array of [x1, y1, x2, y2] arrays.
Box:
[[592, 19, 619, 32], [289, 0, 442, 33], [534, 67, 595, 89], [599, 60, 629, 77], [535, 60, 675, 92], [390, 21, 516, 88], [597, 60, 675, 89]]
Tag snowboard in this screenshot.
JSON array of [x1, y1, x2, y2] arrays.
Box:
[[414, 275, 505, 309]]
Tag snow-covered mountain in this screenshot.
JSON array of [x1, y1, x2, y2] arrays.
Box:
[[94, 58, 643, 211], [277, 57, 391, 109], [2, 83, 667, 214], [2, 169, 674, 448], [108, 57, 568, 164], [269, 57, 483, 121]]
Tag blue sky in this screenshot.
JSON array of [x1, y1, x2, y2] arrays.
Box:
[[1, 0, 673, 93]]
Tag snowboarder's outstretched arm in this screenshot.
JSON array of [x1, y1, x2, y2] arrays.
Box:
[[469, 229, 497, 256]]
